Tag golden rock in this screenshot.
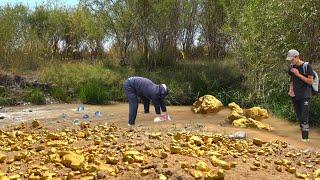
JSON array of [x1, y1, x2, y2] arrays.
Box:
[[295, 172, 308, 179], [32, 120, 41, 128], [48, 154, 61, 163], [192, 95, 223, 114], [159, 174, 167, 180], [286, 167, 296, 174], [250, 166, 259, 171], [160, 152, 168, 159], [141, 169, 149, 176], [190, 170, 203, 179], [0, 153, 6, 163], [46, 140, 68, 147], [205, 169, 224, 180], [253, 138, 265, 147], [253, 160, 260, 167], [180, 162, 190, 169], [228, 111, 246, 121], [210, 156, 230, 170], [195, 161, 209, 172], [35, 145, 46, 152], [314, 169, 320, 178], [228, 102, 244, 114], [232, 118, 272, 131], [275, 165, 282, 172], [123, 150, 144, 163], [190, 136, 203, 146], [61, 152, 85, 170], [244, 107, 269, 120], [106, 156, 118, 165], [0, 176, 10, 180], [149, 132, 162, 140], [170, 146, 181, 154]]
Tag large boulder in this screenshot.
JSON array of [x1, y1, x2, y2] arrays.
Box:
[[192, 95, 223, 114], [244, 107, 269, 120]]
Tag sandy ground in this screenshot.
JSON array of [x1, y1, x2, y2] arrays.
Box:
[[0, 103, 319, 150], [0, 103, 320, 180]]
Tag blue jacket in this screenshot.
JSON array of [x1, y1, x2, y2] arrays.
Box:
[[128, 76, 168, 114]]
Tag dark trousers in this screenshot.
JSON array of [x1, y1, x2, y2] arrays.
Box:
[[292, 98, 310, 139], [124, 80, 150, 125]]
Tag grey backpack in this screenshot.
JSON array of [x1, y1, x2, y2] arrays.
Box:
[[302, 62, 319, 95]]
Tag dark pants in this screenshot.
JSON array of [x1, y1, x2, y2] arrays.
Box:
[[292, 98, 310, 139], [124, 80, 150, 125]]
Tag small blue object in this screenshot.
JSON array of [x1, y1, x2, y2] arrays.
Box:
[[83, 114, 89, 121], [94, 111, 102, 117], [77, 104, 85, 112], [73, 119, 80, 125]]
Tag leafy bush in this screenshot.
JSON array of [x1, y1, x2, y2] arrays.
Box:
[[26, 88, 45, 105]]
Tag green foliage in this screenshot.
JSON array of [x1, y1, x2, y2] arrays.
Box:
[[26, 88, 45, 105], [49, 87, 72, 103]]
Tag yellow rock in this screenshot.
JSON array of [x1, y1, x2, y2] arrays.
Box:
[[141, 169, 149, 176], [14, 152, 28, 161], [35, 145, 46, 152], [295, 172, 308, 179], [275, 165, 282, 172], [210, 156, 230, 170], [159, 174, 167, 180], [232, 118, 272, 131], [286, 167, 296, 174], [61, 152, 85, 170], [160, 152, 168, 159], [250, 166, 259, 171], [192, 95, 223, 114], [228, 111, 246, 121], [48, 154, 61, 163], [149, 132, 162, 140], [244, 107, 268, 120], [106, 156, 119, 165], [195, 161, 209, 172], [46, 140, 68, 147], [228, 102, 244, 114], [253, 160, 260, 167], [0, 176, 10, 180], [32, 120, 41, 128], [0, 153, 6, 163], [170, 146, 181, 154], [190, 136, 203, 146], [205, 169, 224, 180], [180, 161, 189, 169], [28, 173, 41, 180], [252, 138, 265, 147], [123, 150, 144, 163], [8, 175, 20, 180], [314, 169, 320, 178], [190, 170, 203, 179]]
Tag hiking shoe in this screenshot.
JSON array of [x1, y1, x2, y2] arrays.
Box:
[[301, 139, 310, 142], [128, 124, 135, 132]]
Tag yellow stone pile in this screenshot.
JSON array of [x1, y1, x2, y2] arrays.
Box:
[[192, 95, 223, 114], [228, 102, 272, 131], [0, 121, 319, 179]]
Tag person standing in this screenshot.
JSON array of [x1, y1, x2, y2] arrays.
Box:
[[123, 76, 170, 127], [287, 49, 314, 142]]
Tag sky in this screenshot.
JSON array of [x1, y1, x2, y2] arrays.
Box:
[[0, 0, 79, 8]]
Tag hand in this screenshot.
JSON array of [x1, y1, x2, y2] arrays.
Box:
[[290, 68, 299, 76]]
